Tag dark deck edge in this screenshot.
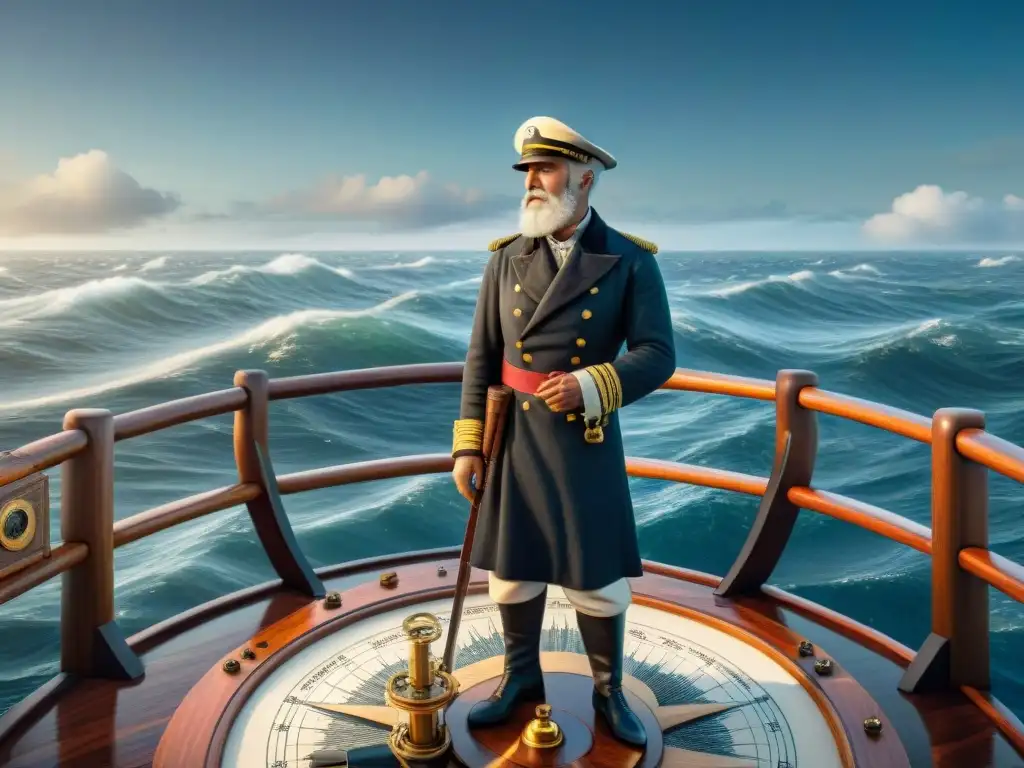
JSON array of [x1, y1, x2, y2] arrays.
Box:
[[0, 674, 73, 750]]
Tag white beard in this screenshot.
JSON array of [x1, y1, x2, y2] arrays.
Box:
[[519, 185, 579, 238]]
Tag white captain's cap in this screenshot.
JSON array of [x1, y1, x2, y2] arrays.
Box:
[[512, 116, 617, 171]]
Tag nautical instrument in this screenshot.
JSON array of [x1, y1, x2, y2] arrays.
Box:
[[0, 363, 1023, 768]]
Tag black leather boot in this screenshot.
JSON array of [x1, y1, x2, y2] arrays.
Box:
[[575, 610, 647, 746], [467, 589, 547, 727]]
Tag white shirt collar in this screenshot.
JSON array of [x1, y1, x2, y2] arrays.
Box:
[[546, 206, 592, 265]]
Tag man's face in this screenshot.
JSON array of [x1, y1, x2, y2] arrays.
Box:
[[523, 161, 569, 205], [518, 159, 584, 237]]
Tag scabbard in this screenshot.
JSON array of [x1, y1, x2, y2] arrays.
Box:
[[441, 385, 512, 675]]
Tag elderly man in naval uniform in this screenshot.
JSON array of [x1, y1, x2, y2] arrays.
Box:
[[451, 116, 676, 746]]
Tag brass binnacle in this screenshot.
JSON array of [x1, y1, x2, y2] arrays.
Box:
[[383, 612, 459, 761]]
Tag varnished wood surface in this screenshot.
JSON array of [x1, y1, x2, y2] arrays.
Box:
[[962, 686, 1024, 759], [0, 542, 88, 606], [112, 483, 260, 548], [1, 554, 1022, 767], [446, 672, 661, 768], [788, 486, 933, 555], [662, 369, 775, 401], [111, 387, 247, 441], [797, 387, 933, 443], [956, 428, 1024, 484], [0, 429, 87, 487], [958, 547, 1024, 604]]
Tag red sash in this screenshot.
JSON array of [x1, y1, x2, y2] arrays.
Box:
[[501, 359, 566, 394]]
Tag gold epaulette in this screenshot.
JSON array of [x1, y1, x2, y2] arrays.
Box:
[[488, 233, 521, 252], [621, 232, 658, 254], [452, 418, 484, 455], [583, 363, 622, 415]]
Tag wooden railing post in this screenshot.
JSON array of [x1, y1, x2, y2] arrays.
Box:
[[715, 369, 818, 597], [60, 409, 143, 680], [900, 408, 989, 693], [233, 370, 324, 598]]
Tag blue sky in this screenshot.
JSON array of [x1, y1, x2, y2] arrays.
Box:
[[1, 0, 1021, 250]]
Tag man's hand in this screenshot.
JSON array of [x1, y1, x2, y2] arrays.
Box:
[[536, 373, 583, 413], [453, 455, 484, 503]]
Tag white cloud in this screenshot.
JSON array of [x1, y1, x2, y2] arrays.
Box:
[[0, 150, 180, 236], [863, 184, 1024, 244], [251, 170, 511, 230]]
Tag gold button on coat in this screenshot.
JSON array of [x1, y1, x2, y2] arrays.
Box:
[[515, 340, 523, 348], [514, 284, 522, 292], [522, 353, 533, 363], [522, 401, 530, 411], [576, 338, 586, 347], [590, 287, 599, 294], [513, 308, 522, 317], [566, 413, 577, 422], [582, 309, 592, 319], [571, 356, 581, 365]]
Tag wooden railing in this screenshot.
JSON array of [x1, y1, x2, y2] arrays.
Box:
[[1, 363, 1024, 751]]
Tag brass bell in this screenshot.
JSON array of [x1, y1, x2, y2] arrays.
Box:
[[522, 704, 563, 749]]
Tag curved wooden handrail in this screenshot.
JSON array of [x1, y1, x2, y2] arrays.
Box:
[[662, 369, 775, 401], [276, 454, 455, 495], [956, 428, 1024, 484], [625, 457, 768, 495], [798, 387, 933, 443], [112, 387, 247, 442], [0, 430, 88, 487], [959, 547, 1024, 604], [788, 486, 933, 555], [2, 361, 1024, 752], [112, 482, 261, 548], [267, 362, 464, 400], [1, 363, 1023, 606], [0, 542, 88, 605]]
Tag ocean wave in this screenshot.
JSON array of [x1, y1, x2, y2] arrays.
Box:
[[701, 269, 815, 298], [0, 275, 163, 327], [0, 267, 486, 412], [0, 291, 420, 411], [139, 255, 169, 272], [977, 254, 1018, 268], [0, 253, 372, 331], [188, 252, 356, 285], [0, 266, 24, 284], [828, 263, 883, 280], [364, 256, 435, 270]]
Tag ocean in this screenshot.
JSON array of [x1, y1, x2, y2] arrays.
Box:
[[0, 248, 1021, 723]]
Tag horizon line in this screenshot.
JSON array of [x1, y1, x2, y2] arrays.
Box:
[[0, 245, 1020, 254]]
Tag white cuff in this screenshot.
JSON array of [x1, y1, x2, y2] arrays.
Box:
[[572, 370, 602, 423]]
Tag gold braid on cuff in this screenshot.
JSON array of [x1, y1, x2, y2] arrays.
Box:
[[585, 363, 622, 417], [452, 418, 484, 455]]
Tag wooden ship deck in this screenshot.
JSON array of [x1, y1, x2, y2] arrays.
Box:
[[0, 363, 1023, 767]]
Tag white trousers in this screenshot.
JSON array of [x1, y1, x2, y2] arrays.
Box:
[[487, 571, 632, 618]]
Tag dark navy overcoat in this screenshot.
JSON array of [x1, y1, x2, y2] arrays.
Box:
[[456, 209, 676, 591]]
